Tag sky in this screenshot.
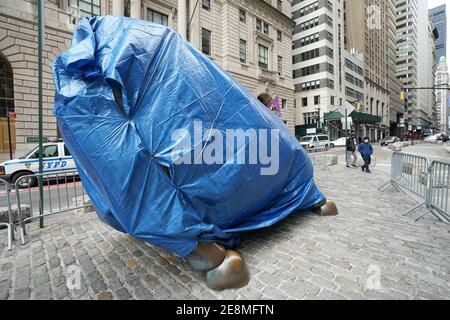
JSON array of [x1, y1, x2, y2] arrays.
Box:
[[428, 0, 449, 61]]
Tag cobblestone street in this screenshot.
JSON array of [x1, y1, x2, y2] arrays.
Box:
[[1, 148, 449, 300]]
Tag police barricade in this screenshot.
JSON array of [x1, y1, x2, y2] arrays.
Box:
[[15, 170, 91, 245], [0, 179, 13, 250], [421, 161, 450, 223], [379, 152, 450, 223], [379, 152, 431, 218], [305, 147, 337, 171]]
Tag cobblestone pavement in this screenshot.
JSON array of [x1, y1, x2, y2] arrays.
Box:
[[1, 152, 449, 300]]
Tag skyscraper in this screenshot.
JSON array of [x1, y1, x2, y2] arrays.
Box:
[[291, 0, 345, 137], [435, 57, 449, 133], [344, 0, 399, 140], [429, 4, 447, 63], [395, 0, 437, 132]]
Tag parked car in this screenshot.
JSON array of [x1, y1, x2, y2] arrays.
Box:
[[424, 134, 441, 143], [0, 141, 77, 188], [436, 133, 449, 142], [380, 136, 400, 146], [329, 137, 347, 148], [299, 134, 331, 149]]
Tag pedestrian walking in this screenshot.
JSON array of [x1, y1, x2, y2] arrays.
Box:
[[358, 137, 373, 173], [346, 136, 357, 168]]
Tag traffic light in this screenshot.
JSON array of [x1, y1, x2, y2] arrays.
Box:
[[400, 91, 405, 101]]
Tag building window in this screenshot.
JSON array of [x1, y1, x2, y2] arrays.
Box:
[[277, 0, 283, 11], [302, 97, 308, 107], [256, 19, 269, 35], [256, 19, 262, 32], [281, 98, 287, 109], [331, 96, 335, 106], [277, 56, 283, 75], [298, 1, 319, 17], [201, 28, 211, 56], [239, 8, 246, 23], [68, 0, 100, 17], [147, 9, 168, 26], [0, 55, 15, 154], [258, 44, 269, 70], [202, 0, 210, 11], [0, 56, 14, 118], [239, 39, 247, 63], [277, 30, 282, 42], [263, 22, 269, 35], [298, 80, 321, 91], [300, 64, 320, 76], [303, 112, 318, 125], [314, 95, 320, 105]]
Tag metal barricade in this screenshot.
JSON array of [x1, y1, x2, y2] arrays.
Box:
[[305, 147, 332, 171], [379, 152, 450, 223], [420, 161, 450, 223], [15, 170, 90, 244], [0, 179, 13, 250], [379, 152, 431, 218]]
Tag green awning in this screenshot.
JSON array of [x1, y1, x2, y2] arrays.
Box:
[[323, 111, 381, 124], [323, 111, 343, 121], [350, 111, 381, 124]]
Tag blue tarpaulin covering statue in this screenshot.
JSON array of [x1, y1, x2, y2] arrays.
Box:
[[53, 16, 337, 290]]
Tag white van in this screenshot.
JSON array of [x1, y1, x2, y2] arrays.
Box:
[[299, 134, 331, 149], [0, 141, 77, 188]]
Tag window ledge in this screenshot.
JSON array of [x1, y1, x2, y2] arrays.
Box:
[[255, 31, 274, 45]]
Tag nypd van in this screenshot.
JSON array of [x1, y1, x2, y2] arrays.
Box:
[[0, 140, 77, 188]]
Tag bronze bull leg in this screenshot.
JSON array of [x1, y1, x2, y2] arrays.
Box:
[[311, 199, 338, 216], [185, 242, 250, 290]]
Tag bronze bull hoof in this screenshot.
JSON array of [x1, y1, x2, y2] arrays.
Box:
[[206, 250, 250, 291], [311, 199, 327, 209], [185, 242, 226, 272], [312, 199, 338, 216]]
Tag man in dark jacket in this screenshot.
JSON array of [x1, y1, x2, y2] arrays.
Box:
[[346, 136, 357, 167], [358, 137, 373, 173]]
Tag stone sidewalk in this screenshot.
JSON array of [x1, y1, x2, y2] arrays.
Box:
[[0, 162, 449, 300]]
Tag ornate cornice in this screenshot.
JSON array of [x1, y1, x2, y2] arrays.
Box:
[[227, 0, 294, 30]]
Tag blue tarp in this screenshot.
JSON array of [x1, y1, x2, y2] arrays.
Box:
[[52, 16, 325, 257]]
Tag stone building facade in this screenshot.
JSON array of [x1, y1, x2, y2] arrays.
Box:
[[176, 0, 296, 131], [344, 0, 400, 141], [394, 0, 437, 132], [0, 0, 295, 160], [0, 0, 109, 160]]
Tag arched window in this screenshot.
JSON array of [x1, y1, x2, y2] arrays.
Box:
[[0, 53, 14, 117], [0, 53, 15, 155]]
